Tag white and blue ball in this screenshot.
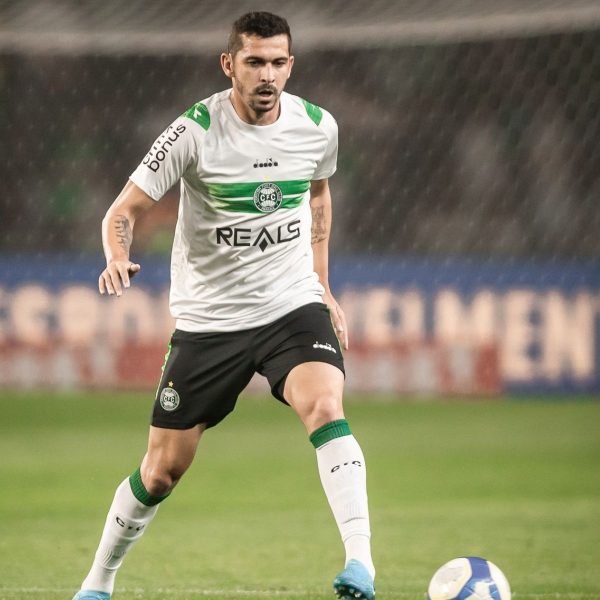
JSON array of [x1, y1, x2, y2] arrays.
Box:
[[428, 556, 511, 600]]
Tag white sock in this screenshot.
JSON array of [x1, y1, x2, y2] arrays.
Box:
[[312, 422, 375, 579], [81, 477, 159, 593]]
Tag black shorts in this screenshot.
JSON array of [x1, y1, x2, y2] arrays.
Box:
[[152, 302, 345, 429]]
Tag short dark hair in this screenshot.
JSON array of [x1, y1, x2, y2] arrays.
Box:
[[227, 12, 292, 56]]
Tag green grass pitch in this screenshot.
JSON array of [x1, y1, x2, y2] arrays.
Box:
[[1, 392, 599, 600]]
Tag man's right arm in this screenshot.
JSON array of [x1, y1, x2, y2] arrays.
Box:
[[98, 180, 155, 297]]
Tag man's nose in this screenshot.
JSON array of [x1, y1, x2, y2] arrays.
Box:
[[260, 64, 275, 82]]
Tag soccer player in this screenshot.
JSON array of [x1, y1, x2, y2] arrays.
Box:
[[73, 12, 375, 600]]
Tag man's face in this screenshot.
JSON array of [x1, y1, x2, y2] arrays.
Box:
[[222, 33, 294, 121]]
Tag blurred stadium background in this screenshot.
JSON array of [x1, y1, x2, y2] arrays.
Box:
[[1, 0, 600, 395], [2, 3, 600, 600]]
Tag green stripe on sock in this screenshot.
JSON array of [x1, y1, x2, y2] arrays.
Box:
[[309, 419, 352, 449], [129, 467, 170, 506]]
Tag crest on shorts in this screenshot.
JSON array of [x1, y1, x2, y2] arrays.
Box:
[[253, 182, 283, 213], [159, 386, 180, 411]]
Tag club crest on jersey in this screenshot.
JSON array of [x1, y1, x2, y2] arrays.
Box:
[[253, 182, 283, 213], [159, 387, 180, 411]]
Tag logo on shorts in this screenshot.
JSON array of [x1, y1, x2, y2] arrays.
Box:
[[159, 387, 180, 411], [313, 341, 337, 353], [253, 182, 283, 213]]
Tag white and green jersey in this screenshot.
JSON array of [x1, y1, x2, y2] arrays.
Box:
[[130, 89, 338, 332]]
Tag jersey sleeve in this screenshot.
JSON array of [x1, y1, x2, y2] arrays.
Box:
[[129, 116, 198, 201], [312, 110, 338, 180]]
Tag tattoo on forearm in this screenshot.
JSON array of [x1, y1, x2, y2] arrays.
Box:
[[114, 214, 132, 251], [311, 206, 328, 244]]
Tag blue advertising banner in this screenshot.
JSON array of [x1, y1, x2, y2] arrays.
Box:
[[1, 255, 599, 394]]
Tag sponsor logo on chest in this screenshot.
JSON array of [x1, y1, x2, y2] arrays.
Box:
[[216, 220, 301, 253]]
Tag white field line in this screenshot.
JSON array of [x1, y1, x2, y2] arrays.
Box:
[[0, 589, 318, 597]]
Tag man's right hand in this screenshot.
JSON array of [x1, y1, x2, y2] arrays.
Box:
[[98, 260, 141, 296]]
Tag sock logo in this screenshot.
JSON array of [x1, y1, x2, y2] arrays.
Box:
[[331, 460, 362, 473], [115, 516, 146, 532]]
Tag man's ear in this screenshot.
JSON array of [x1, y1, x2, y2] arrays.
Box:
[[221, 52, 234, 79]]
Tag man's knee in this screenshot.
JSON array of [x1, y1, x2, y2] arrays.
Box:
[[302, 391, 344, 433], [141, 457, 188, 496], [140, 423, 204, 497]]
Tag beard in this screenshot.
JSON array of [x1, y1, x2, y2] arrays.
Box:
[[249, 84, 280, 113]]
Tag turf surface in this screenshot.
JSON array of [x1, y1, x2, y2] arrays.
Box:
[[1, 392, 599, 599]]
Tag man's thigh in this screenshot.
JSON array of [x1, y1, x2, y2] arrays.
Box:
[[256, 302, 345, 403], [282, 361, 345, 433], [153, 329, 255, 429]]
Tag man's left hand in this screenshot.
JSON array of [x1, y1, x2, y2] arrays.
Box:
[[323, 290, 349, 350]]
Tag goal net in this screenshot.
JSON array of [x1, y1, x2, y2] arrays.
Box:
[[1, 0, 598, 394]]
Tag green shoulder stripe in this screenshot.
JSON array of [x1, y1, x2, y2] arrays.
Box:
[[182, 102, 210, 130], [301, 98, 323, 126]]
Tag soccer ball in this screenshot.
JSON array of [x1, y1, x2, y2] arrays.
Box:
[[428, 556, 511, 600]]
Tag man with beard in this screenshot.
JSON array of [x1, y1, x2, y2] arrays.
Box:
[[73, 11, 375, 600]]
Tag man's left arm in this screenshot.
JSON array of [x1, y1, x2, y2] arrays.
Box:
[[310, 178, 349, 350]]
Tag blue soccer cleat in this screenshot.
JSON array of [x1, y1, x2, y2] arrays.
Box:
[[72, 592, 111, 600], [333, 559, 375, 600]]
